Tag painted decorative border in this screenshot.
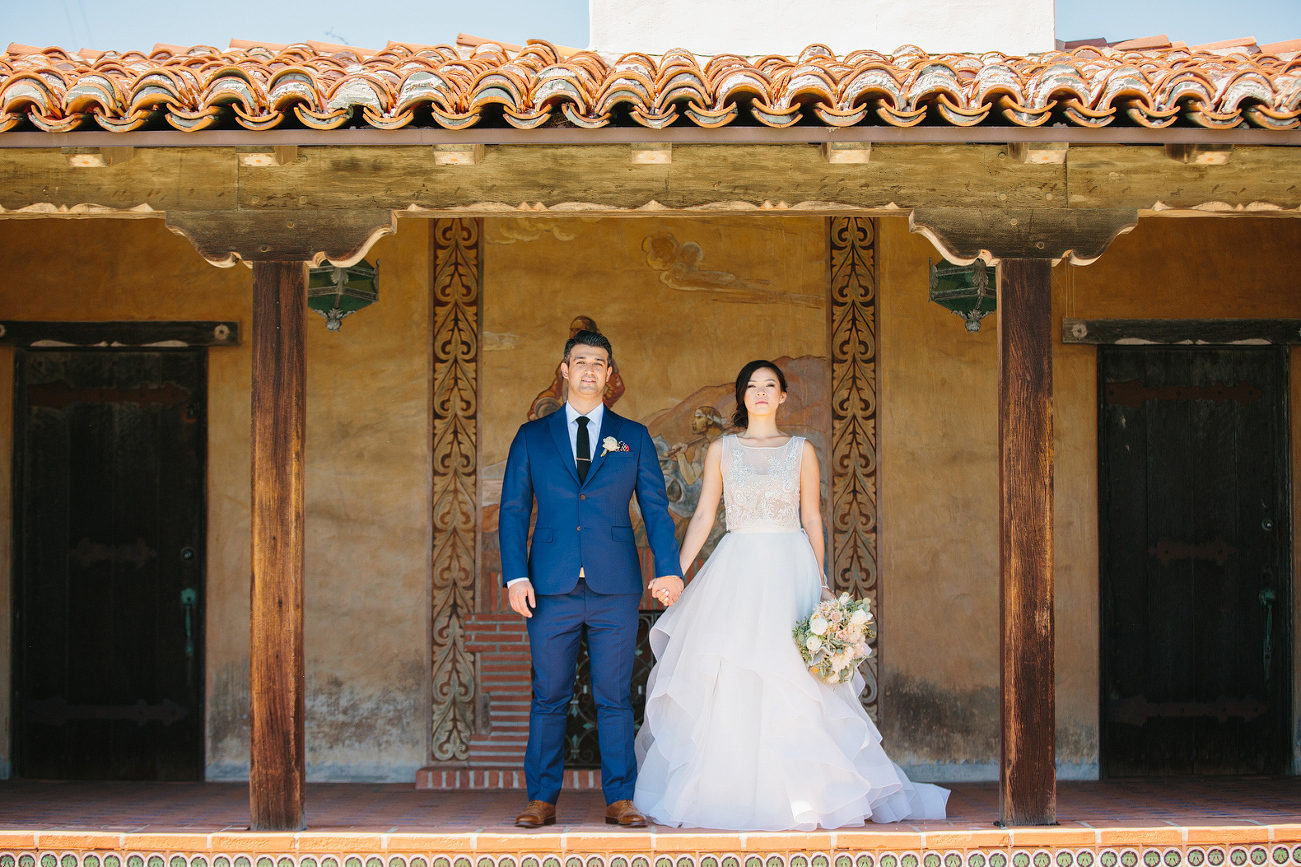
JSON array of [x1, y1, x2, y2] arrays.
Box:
[[3, 846, 1300, 867], [429, 217, 483, 761], [828, 216, 880, 719]]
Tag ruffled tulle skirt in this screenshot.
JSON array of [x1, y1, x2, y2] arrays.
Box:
[[633, 529, 949, 831]]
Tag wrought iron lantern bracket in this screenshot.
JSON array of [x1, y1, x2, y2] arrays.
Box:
[[307, 260, 379, 331], [929, 257, 997, 332]]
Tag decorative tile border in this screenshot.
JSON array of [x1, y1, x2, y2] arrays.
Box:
[[4, 835, 1301, 867]]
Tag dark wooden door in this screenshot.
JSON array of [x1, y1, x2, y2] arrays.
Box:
[[1100, 347, 1291, 776], [13, 350, 206, 780]]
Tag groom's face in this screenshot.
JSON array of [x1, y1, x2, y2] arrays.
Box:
[[561, 344, 611, 402]]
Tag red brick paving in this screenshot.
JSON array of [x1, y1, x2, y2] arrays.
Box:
[[0, 778, 1297, 833]]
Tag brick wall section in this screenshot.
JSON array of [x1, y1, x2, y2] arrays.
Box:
[[431, 555, 688, 788], [420, 577, 607, 790], [466, 602, 531, 768]]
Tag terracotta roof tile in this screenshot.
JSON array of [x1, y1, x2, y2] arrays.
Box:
[[1190, 37, 1261, 52], [1260, 38, 1301, 55], [2, 39, 1300, 135], [1110, 34, 1173, 50]]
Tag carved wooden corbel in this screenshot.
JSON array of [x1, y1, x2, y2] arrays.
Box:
[[909, 208, 1139, 265], [165, 210, 397, 267]]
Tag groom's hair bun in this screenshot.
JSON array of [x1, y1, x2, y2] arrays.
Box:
[[564, 329, 614, 364]]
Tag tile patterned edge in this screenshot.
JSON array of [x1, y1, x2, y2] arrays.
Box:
[[1, 830, 1300, 867]]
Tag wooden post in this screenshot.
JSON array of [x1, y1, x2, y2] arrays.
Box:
[[910, 209, 1135, 827], [249, 260, 307, 831], [997, 258, 1056, 826]]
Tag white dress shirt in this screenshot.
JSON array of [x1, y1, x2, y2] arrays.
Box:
[[564, 400, 604, 464], [507, 401, 604, 588]]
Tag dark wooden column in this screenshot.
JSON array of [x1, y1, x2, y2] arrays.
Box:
[[164, 210, 397, 831], [909, 208, 1138, 826], [997, 258, 1055, 825], [249, 260, 307, 831]]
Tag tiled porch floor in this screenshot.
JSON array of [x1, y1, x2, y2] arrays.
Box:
[[0, 778, 1297, 832]]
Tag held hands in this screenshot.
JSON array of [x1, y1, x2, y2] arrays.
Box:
[[510, 577, 684, 616], [649, 575, 684, 606], [508, 580, 537, 618]]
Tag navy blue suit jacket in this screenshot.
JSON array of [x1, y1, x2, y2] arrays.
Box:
[[499, 407, 681, 596]]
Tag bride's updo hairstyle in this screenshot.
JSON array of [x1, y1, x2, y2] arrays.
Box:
[[731, 359, 788, 430]]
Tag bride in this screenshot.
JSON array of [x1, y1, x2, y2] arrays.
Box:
[[634, 360, 949, 830]]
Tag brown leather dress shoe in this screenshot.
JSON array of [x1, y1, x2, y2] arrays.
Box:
[[515, 800, 556, 828], [604, 799, 648, 827]]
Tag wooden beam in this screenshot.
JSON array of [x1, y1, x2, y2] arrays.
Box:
[[0, 144, 1064, 213], [2, 147, 235, 211], [238, 146, 299, 167], [1063, 318, 1301, 345], [249, 260, 307, 832], [822, 141, 871, 163], [1007, 142, 1068, 164], [997, 258, 1056, 826], [1165, 143, 1232, 165], [1066, 146, 1293, 211], [910, 208, 1138, 265], [4, 144, 1301, 215], [239, 143, 1063, 213], [432, 143, 484, 165], [0, 320, 239, 347], [61, 146, 134, 167], [165, 210, 396, 267], [630, 143, 672, 164]]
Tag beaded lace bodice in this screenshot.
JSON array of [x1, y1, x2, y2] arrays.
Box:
[[721, 434, 804, 533]]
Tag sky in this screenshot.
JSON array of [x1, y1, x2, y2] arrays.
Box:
[[2, 0, 1299, 55]]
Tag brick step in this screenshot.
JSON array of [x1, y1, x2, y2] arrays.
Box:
[[415, 767, 602, 790]]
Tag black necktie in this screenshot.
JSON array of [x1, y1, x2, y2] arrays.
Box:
[[576, 416, 591, 483]]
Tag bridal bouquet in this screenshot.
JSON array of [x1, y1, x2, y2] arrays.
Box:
[[794, 592, 876, 685]]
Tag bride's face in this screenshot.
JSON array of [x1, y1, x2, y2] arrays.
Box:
[[743, 368, 786, 420]]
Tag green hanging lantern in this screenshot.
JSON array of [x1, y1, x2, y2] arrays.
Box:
[[929, 257, 996, 332], [307, 260, 378, 331]]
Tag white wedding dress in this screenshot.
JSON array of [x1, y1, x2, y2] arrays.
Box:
[[634, 435, 949, 830]]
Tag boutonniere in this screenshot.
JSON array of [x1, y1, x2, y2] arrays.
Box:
[[601, 436, 631, 456]]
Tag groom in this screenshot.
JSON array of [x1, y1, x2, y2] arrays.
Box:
[[500, 329, 683, 828]]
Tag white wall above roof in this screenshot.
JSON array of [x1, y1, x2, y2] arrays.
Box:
[[589, 0, 1057, 57]]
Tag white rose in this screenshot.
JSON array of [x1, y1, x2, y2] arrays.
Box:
[[823, 674, 841, 685], [809, 615, 829, 635], [805, 635, 823, 653], [850, 609, 869, 626]]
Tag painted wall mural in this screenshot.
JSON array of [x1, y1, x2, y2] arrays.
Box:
[[478, 216, 830, 605]]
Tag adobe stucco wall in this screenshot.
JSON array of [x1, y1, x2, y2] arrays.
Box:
[[589, 0, 1055, 56], [2, 212, 1299, 783], [878, 215, 1301, 780], [0, 217, 431, 782]]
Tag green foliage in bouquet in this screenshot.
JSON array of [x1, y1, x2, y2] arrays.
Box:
[[793, 592, 876, 685]]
